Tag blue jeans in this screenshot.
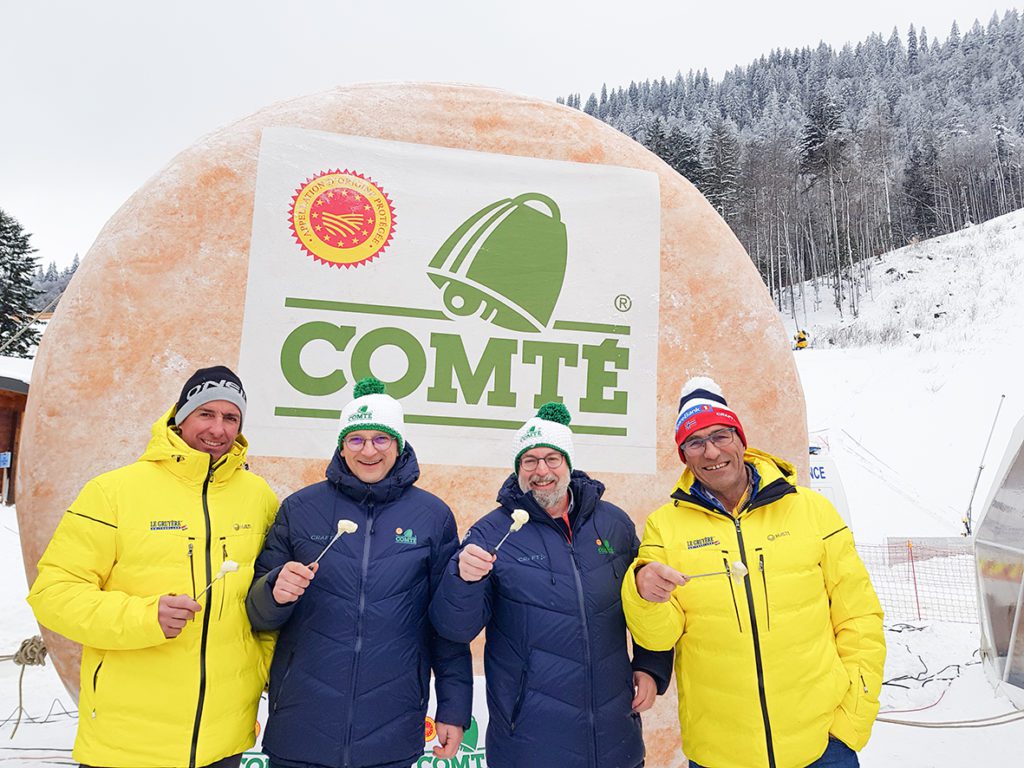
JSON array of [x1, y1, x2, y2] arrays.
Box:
[[688, 736, 858, 768]]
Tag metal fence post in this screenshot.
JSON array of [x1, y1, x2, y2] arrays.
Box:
[[907, 539, 922, 620]]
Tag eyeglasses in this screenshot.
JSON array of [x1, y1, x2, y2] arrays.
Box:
[[519, 453, 565, 472], [681, 428, 737, 456], [343, 434, 395, 451]]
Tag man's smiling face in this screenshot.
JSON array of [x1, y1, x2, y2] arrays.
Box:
[[684, 425, 747, 502], [340, 430, 399, 484], [177, 401, 241, 462], [517, 447, 570, 511]]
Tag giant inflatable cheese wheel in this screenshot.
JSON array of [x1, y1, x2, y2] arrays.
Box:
[[18, 83, 805, 765]]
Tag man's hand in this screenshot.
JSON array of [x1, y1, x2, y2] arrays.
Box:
[[432, 722, 464, 758], [272, 561, 318, 604], [458, 544, 495, 582], [635, 562, 689, 603], [631, 670, 657, 713], [158, 594, 202, 639]]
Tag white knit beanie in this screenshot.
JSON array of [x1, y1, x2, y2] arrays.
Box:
[[513, 402, 575, 471], [338, 377, 405, 453]]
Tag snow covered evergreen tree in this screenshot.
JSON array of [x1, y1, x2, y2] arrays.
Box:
[[0, 209, 41, 357]]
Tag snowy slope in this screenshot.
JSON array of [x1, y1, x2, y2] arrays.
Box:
[[2, 212, 1024, 764], [793, 209, 1024, 542], [790, 211, 1024, 764]]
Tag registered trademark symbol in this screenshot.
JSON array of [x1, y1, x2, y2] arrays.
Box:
[[614, 294, 632, 312]]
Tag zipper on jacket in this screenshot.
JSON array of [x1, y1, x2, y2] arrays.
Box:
[[188, 538, 197, 600], [757, 549, 771, 631], [188, 467, 215, 768], [732, 517, 776, 768], [343, 502, 374, 768], [723, 553, 743, 633], [567, 541, 598, 768], [509, 667, 528, 732], [219, 538, 229, 621], [273, 650, 297, 713], [90, 663, 102, 720]]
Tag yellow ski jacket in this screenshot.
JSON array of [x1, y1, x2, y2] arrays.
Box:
[[28, 407, 278, 768], [621, 448, 884, 768]]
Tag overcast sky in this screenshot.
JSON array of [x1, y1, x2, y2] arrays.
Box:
[[1, 1, 1010, 269]]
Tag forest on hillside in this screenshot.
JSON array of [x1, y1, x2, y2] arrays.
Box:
[[560, 11, 1024, 321]]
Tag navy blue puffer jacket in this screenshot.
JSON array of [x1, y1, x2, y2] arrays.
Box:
[[429, 471, 673, 768], [247, 445, 472, 768]]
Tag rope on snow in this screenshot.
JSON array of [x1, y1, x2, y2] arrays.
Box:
[[0, 636, 48, 739]]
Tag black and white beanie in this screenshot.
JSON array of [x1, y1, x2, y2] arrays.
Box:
[[174, 366, 247, 427]]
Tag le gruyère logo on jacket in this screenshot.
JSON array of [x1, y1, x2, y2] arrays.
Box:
[[150, 520, 187, 531], [289, 169, 396, 269], [686, 535, 720, 550]]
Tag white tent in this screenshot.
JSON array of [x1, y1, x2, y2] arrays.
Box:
[[975, 413, 1024, 708]]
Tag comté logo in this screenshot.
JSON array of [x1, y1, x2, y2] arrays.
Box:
[[241, 128, 660, 474], [426, 193, 566, 333], [289, 169, 396, 269], [521, 425, 540, 440], [276, 192, 633, 437], [396, 528, 418, 545], [350, 405, 372, 421]]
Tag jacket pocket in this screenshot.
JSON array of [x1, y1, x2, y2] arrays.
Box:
[[187, 537, 197, 600], [849, 666, 869, 715], [756, 548, 771, 631], [612, 555, 626, 582], [89, 657, 105, 720], [417, 653, 429, 709], [510, 667, 528, 732], [273, 650, 297, 713]]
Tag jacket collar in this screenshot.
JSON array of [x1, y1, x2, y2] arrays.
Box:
[[670, 447, 797, 514], [325, 441, 421, 505], [496, 469, 605, 525], [139, 406, 249, 486]]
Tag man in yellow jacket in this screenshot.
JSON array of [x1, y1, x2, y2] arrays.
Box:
[[28, 366, 278, 768], [621, 376, 884, 768]]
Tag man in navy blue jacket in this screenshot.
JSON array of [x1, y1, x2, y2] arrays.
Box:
[[430, 402, 673, 768], [247, 377, 472, 768]]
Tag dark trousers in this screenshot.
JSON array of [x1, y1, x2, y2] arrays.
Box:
[[688, 737, 859, 768], [82, 754, 242, 768]]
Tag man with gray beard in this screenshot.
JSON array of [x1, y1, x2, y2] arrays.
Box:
[[429, 403, 673, 768]]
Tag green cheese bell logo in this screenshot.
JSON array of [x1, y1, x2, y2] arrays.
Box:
[[427, 193, 567, 333]]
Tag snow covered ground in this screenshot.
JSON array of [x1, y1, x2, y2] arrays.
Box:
[[2, 211, 1024, 764]]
